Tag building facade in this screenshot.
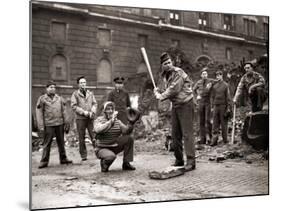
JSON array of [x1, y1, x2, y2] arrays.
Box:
[[31, 1, 268, 111]]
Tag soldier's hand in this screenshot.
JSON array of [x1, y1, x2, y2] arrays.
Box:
[[112, 111, 118, 120], [89, 112, 95, 119], [206, 83, 212, 89], [233, 98, 237, 105], [84, 110, 89, 117]]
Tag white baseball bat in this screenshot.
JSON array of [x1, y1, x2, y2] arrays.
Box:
[[140, 47, 157, 89], [231, 104, 236, 144]]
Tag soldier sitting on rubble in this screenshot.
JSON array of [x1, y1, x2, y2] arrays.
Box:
[[233, 62, 267, 112], [94, 101, 140, 172]]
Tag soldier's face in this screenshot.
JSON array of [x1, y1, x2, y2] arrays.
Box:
[[46, 85, 56, 95], [201, 71, 208, 79], [244, 64, 253, 72], [216, 73, 223, 81], [78, 78, 87, 89], [162, 59, 173, 72], [115, 83, 124, 90], [104, 105, 114, 118]]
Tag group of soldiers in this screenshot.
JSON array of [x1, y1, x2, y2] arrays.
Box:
[[35, 51, 267, 173]]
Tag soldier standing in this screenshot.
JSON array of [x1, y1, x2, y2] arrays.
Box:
[[36, 81, 72, 168], [71, 76, 97, 161], [193, 67, 214, 145], [107, 76, 131, 124], [210, 71, 232, 146], [154, 52, 195, 171]]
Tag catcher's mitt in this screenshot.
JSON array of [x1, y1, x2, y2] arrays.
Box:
[[126, 107, 141, 124]]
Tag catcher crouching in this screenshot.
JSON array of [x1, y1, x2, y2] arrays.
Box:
[[94, 101, 140, 172]]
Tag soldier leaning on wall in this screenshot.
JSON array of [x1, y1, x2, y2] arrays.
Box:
[[36, 81, 73, 169]]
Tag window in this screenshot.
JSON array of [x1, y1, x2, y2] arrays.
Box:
[[225, 48, 232, 60], [171, 39, 180, 48], [243, 19, 250, 35], [97, 28, 111, 47], [198, 12, 208, 29], [223, 14, 233, 31], [169, 10, 180, 25], [138, 34, 148, 48], [263, 23, 269, 40], [51, 21, 67, 40], [143, 9, 152, 16], [97, 59, 112, 84], [244, 19, 256, 36], [50, 54, 68, 81]]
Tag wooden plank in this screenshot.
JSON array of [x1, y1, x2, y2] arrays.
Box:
[[148, 166, 185, 180]]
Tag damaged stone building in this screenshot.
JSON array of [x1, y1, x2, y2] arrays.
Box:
[[31, 1, 268, 114]]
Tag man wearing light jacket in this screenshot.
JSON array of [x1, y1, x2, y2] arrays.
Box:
[[71, 76, 97, 161], [154, 52, 195, 172], [36, 81, 72, 168]]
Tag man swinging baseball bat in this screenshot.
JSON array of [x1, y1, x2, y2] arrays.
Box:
[[140, 48, 196, 172]]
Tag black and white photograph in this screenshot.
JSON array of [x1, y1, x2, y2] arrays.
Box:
[[29, 0, 270, 210]]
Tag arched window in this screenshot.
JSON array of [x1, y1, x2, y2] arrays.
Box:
[[195, 55, 212, 67], [49, 54, 68, 81], [97, 59, 112, 84]]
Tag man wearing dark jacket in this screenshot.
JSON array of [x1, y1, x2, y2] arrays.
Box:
[[107, 76, 131, 124], [36, 81, 72, 168], [154, 52, 195, 171], [193, 67, 214, 145], [210, 71, 232, 146]]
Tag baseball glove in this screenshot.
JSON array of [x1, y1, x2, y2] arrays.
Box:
[[126, 107, 141, 124]]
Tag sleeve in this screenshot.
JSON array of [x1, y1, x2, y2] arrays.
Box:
[[71, 92, 85, 115], [210, 85, 215, 108], [126, 92, 131, 108], [193, 81, 199, 98], [60, 97, 69, 124], [225, 83, 232, 107], [118, 120, 134, 135], [35, 96, 44, 130], [91, 93, 98, 114], [94, 117, 113, 133], [160, 73, 184, 101], [251, 72, 265, 89]]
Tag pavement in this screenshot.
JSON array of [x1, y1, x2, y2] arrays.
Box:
[[31, 142, 269, 210]]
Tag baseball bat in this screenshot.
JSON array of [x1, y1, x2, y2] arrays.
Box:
[[231, 104, 236, 144], [140, 47, 157, 89]]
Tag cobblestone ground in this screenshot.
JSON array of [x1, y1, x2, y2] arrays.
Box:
[[31, 143, 268, 210]]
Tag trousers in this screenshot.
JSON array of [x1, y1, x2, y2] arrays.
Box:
[[171, 100, 195, 165], [76, 118, 94, 159], [40, 124, 67, 164], [95, 135, 134, 163]]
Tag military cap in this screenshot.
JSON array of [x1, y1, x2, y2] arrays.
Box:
[[113, 76, 125, 83], [46, 80, 56, 87], [160, 52, 171, 64]]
